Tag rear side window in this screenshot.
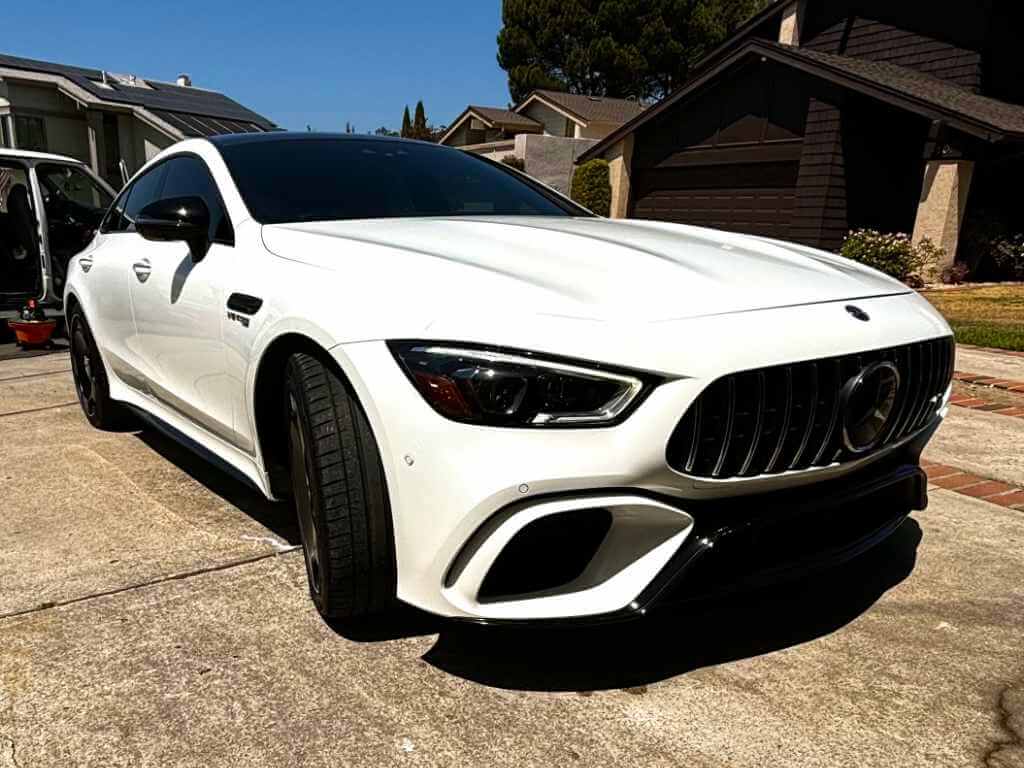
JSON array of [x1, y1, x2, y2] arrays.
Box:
[[159, 156, 233, 244], [101, 162, 167, 233]]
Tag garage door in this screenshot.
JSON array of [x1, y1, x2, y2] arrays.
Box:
[[631, 161, 799, 241]]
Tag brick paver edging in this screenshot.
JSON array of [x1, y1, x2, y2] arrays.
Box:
[[921, 460, 1024, 510], [949, 391, 1024, 419], [953, 371, 1024, 393]]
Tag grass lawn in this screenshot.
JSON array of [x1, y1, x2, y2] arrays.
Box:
[[922, 285, 1024, 351]]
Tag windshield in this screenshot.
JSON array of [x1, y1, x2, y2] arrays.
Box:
[[217, 137, 588, 224]]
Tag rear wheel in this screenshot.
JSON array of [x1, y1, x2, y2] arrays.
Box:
[[285, 352, 396, 621], [68, 307, 131, 430]]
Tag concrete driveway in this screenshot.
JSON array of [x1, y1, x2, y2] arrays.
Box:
[[1, 350, 1022, 767]]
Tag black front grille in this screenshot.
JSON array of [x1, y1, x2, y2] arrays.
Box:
[[667, 337, 954, 479]]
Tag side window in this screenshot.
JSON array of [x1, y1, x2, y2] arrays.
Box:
[[100, 186, 131, 233], [102, 163, 167, 233], [122, 163, 168, 231], [159, 156, 233, 244]]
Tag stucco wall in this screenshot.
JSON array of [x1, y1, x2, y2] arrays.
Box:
[[520, 100, 572, 137], [7, 82, 91, 163], [132, 120, 173, 166], [575, 121, 619, 140], [515, 134, 599, 195]]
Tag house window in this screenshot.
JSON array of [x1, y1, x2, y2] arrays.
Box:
[[14, 115, 47, 152], [564, 119, 575, 138], [0, 117, 10, 147]]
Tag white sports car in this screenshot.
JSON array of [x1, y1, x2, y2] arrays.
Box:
[[65, 133, 953, 625]]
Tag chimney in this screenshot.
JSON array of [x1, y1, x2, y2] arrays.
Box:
[[176, 73, 192, 87]]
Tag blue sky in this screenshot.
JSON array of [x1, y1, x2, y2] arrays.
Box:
[[8, 1, 511, 133]]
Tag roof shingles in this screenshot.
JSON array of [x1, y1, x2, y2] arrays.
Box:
[[773, 44, 1024, 136], [468, 106, 541, 130]]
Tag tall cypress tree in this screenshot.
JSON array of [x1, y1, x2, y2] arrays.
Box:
[[412, 101, 428, 140], [400, 106, 412, 138]]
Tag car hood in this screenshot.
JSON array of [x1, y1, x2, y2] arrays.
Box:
[[261, 216, 909, 323]]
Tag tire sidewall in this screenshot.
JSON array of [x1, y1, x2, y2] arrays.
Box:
[[285, 363, 333, 615], [69, 309, 112, 429]]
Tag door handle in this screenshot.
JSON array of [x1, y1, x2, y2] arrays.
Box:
[[132, 259, 151, 283]]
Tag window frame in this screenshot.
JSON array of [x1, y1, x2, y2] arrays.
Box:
[[99, 151, 234, 246], [13, 114, 48, 153]]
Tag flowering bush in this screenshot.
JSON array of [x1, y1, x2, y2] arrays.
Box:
[[840, 230, 943, 284]]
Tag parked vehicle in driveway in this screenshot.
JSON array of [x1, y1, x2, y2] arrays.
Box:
[[64, 133, 954, 625], [0, 149, 115, 318]]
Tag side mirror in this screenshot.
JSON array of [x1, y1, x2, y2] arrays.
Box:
[[136, 196, 210, 260]]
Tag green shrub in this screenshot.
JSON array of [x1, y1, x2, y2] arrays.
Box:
[[500, 154, 525, 171], [840, 230, 942, 284], [571, 159, 611, 217]]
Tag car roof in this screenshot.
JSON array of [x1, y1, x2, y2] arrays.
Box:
[[207, 131, 440, 149], [0, 147, 84, 164]]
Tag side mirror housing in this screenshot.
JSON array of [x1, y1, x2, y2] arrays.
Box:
[[135, 196, 211, 260]]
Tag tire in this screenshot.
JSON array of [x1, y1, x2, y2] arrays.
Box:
[[285, 352, 397, 621], [68, 307, 132, 430]]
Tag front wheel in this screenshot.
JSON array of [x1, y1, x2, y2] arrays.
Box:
[[285, 352, 397, 621], [68, 307, 132, 430]]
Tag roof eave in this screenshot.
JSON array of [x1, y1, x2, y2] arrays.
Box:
[[515, 92, 589, 127], [578, 40, 1015, 163], [439, 107, 499, 145]]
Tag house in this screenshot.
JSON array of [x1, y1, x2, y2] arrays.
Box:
[[579, 0, 1024, 271], [0, 52, 276, 188], [441, 90, 644, 194]]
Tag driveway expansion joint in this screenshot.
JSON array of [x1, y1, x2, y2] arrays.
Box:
[[0, 401, 78, 419], [0, 548, 301, 623]]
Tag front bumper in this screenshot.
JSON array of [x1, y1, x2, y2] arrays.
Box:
[[330, 294, 949, 623], [453, 458, 927, 627]]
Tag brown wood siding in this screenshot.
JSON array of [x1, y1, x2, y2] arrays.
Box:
[[800, 0, 989, 92], [790, 98, 848, 251], [805, 17, 982, 91]]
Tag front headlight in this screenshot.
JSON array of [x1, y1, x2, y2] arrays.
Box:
[[388, 342, 656, 427]]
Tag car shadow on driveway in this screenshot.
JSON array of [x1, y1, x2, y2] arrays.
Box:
[[133, 428, 300, 545], [129, 420, 922, 692], [331, 519, 921, 691], [420, 520, 922, 691]]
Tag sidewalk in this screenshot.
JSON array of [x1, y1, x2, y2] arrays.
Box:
[[955, 344, 1024, 382]]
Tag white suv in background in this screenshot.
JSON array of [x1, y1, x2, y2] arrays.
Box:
[[0, 148, 115, 318]]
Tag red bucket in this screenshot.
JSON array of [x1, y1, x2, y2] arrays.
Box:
[[7, 319, 57, 347]]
